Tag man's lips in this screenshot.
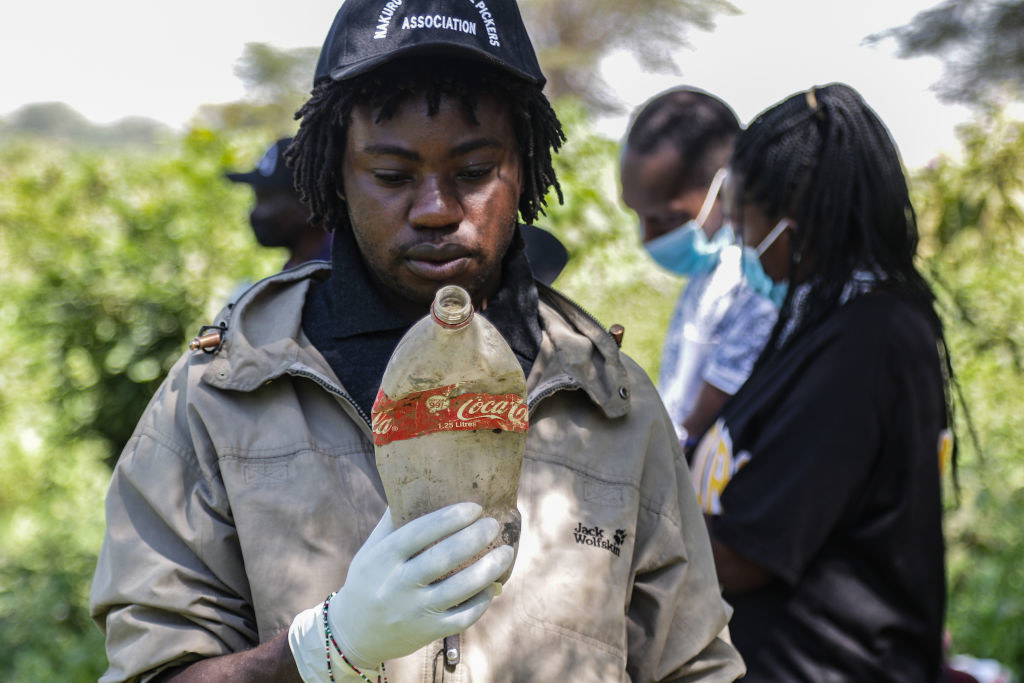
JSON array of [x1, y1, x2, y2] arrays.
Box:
[[403, 243, 473, 281]]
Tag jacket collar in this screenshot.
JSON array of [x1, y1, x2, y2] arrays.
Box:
[[201, 265, 631, 419], [202, 261, 335, 392], [532, 284, 630, 419]]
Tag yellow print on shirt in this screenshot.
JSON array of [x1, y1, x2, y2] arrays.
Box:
[[688, 419, 729, 516], [938, 428, 954, 479], [690, 419, 745, 514]]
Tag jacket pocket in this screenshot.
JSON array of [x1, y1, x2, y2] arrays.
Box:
[[510, 456, 637, 658]]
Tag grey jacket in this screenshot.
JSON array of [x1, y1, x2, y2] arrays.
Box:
[[90, 262, 744, 682]]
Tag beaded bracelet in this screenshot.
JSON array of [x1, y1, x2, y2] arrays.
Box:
[[322, 593, 388, 683]]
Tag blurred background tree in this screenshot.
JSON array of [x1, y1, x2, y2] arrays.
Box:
[[867, 0, 1024, 105], [0, 102, 169, 148], [520, 0, 738, 113], [192, 42, 319, 134]]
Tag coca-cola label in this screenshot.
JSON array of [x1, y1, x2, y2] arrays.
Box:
[[372, 384, 529, 445]]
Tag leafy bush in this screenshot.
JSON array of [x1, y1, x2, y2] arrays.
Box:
[[0, 131, 282, 679], [916, 113, 1024, 675], [539, 99, 682, 376]]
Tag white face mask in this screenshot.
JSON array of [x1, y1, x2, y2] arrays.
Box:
[[643, 169, 731, 276]]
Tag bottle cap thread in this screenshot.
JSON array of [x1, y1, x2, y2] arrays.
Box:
[[431, 285, 474, 329]]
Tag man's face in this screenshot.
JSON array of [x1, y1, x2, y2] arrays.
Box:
[[620, 141, 722, 243], [341, 92, 521, 314], [250, 186, 312, 249]]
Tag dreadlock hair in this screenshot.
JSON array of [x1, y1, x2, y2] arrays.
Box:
[[625, 87, 740, 191], [732, 82, 964, 479], [286, 56, 565, 235]]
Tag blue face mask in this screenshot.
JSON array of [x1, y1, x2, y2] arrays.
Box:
[[741, 218, 792, 309], [645, 221, 735, 276], [643, 169, 731, 276]]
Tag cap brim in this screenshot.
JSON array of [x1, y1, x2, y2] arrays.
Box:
[[327, 42, 542, 85], [224, 171, 287, 189]]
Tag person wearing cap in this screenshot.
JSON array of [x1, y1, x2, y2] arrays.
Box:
[[227, 137, 333, 271], [90, 2, 744, 681]]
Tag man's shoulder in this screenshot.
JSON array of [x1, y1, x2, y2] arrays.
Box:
[[228, 261, 330, 316], [183, 263, 331, 393], [534, 285, 638, 420]]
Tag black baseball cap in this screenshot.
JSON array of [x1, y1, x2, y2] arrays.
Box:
[[314, 0, 544, 86], [225, 138, 295, 190]]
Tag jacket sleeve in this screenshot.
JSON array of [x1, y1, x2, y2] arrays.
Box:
[[89, 357, 258, 683], [624, 362, 746, 682]]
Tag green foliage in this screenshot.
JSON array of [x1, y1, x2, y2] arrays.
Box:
[[0, 131, 283, 679], [915, 113, 1024, 247], [914, 112, 1024, 673], [535, 98, 681, 376]]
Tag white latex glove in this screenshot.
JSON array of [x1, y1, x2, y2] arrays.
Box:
[[289, 502, 513, 680]]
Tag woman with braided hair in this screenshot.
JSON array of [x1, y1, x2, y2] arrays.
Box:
[[690, 83, 955, 681]]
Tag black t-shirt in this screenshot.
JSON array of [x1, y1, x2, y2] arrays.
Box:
[[691, 291, 948, 682], [301, 225, 543, 420]]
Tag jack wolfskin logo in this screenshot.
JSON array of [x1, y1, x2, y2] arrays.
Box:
[[573, 522, 627, 557]]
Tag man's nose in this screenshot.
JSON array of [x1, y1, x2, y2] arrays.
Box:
[[409, 177, 462, 230]]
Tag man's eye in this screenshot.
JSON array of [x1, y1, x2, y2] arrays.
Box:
[[459, 165, 493, 180], [373, 171, 411, 184]]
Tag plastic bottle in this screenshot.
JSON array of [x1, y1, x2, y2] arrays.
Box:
[[372, 284, 527, 582]]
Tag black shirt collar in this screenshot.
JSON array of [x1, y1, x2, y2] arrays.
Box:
[[303, 225, 543, 417], [325, 226, 416, 338]]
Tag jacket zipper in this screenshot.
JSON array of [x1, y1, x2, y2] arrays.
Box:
[[288, 367, 374, 432], [527, 378, 580, 415]]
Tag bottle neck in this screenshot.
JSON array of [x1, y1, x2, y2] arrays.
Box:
[[431, 285, 474, 329]]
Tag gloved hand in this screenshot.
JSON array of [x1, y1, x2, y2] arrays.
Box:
[[289, 502, 513, 680]]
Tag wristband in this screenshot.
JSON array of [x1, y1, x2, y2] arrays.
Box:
[[288, 602, 382, 683], [324, 593, 387, 683]]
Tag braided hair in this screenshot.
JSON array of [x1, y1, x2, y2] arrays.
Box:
[[286, 56, 565, 235], [626, 87, 740, 192], [732, 82, 962, 471], [732, 83, 944, 351]]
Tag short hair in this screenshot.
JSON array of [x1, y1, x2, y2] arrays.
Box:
[[624, 87, 740, 190], [287, 56, 565, 235]]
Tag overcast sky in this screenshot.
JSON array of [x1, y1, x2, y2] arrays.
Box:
[[1, 0, 974, 168]]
